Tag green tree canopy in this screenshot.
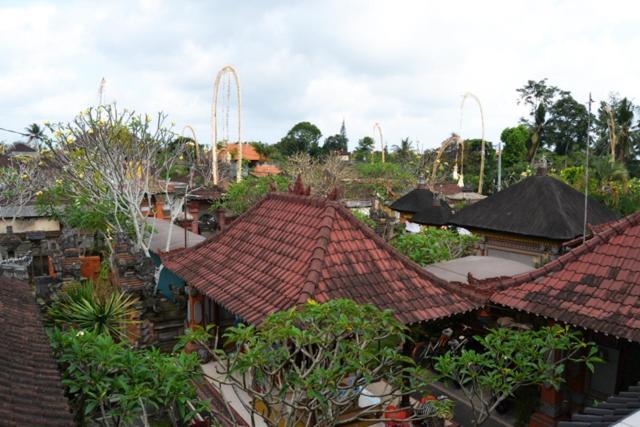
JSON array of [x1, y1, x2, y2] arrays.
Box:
[[517, 79, 568, 161], [323, 134, 348, 154], [276, 121, 323, 156], [546, 94, 592, 156], [353, 136, 374, 161], [500, 125, 529, 169]]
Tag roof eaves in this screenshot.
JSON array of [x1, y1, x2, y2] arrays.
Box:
[[335, 203, 484, 316], [489, 209, 640, 296]]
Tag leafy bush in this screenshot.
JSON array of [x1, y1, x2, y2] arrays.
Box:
[[349, 162, 416, 200], [213, 175, 290, 215], [177, 299, 436, 426], [352, 210, 376, 228], [49, 328, 208, 425], [48, 280, 138, 340], [434, 326, 601, 425], [390, 228, 479, 266]]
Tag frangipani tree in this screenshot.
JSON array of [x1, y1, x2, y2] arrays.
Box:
[[0, 154, 48, 235], [434, 325, 601, 426], [43, 104, 190, 257], [178, 299, 448, 427]]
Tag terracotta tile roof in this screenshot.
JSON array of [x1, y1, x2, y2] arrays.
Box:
[[0, 277, 74, 426], [489, 211, 640, 343], [220, 143, 262, 162], [433, 182, 463, 196], [450, 176, 620, 240], [162, 192, 479, 324], [558, 381, 640, 427], [250, 164, 281, 177], [190, 186, 223, 200]]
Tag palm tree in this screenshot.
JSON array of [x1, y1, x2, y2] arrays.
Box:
[[392, 138, 413, 162], [597, 97, 639, 164], [24, 123, 45, 151], [591, 158, 629, 208]]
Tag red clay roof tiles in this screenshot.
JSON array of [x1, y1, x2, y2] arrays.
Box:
[[0, 277, 74, 426], [163, 192, 479, 324], [490, 211, 640, 343]]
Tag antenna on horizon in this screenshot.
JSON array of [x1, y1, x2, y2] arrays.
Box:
[[583, 93, 593, 243]]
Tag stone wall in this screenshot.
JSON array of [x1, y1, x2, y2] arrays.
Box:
[[111, 234, 186, 351]]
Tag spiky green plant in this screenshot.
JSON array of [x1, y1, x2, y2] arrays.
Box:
[[48, 280, 138, 340]]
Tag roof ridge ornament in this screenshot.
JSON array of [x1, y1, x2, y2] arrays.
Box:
[[534, 155, 548, 176]]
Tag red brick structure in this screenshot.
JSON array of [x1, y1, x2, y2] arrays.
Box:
[[0, 277, 74, 426]]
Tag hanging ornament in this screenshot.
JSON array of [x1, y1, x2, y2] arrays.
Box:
[[457, 174, 465, 188]]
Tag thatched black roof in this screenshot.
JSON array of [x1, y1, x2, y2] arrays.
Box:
[[390, 187, 437, 213], [390, 187, 453, 226], [411, 200, 452, 226], [449, 175, 620, 241]]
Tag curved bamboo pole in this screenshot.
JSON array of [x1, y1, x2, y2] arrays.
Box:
[[460, 92, 485, 194], [212, 65, 242, 185], [181, 125, 199, 162], [373, 122, 384, 163], [429, 134, 464, 191]]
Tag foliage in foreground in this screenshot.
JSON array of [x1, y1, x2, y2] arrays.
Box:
[[391, 228, 479, 266], [434, 325, 602, 426], [178, 299, 441, 427], [49, 328, 208, 426], [48, 279, 138, 341]]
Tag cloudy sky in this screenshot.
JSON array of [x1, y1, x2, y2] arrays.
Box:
[[1, 0, 639, 151]]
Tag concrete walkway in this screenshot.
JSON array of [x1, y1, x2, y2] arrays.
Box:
[[201, 361, 269, 427]]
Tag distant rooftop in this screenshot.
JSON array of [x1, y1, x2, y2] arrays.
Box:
[[425, 255, 534, 284], [450, 175, 620, 240]]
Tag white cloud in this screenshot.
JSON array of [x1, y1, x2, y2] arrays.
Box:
[[1, 0, 640, 152]]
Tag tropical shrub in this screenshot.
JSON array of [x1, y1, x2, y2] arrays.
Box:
[[352, 210, 376, 228], [213, 175, 290, 215], [434, 325, 601, 426], [177, 299, 444, 426], [48, 279, 138, 340], [49, 328, 208, 425], [350, 161, 416, 199], [390, 228, 479, 266]]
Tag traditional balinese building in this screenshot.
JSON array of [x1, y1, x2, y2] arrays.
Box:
[[485, 211, 640, 426], [162, 185, 479, 331], [449, 173, 619, 266], [250, 164, 281, 177], [0, 276, 74, 426], [219, 143, 262, 164], [390, 180, 453, 228], [0, 205, 61, 277]]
